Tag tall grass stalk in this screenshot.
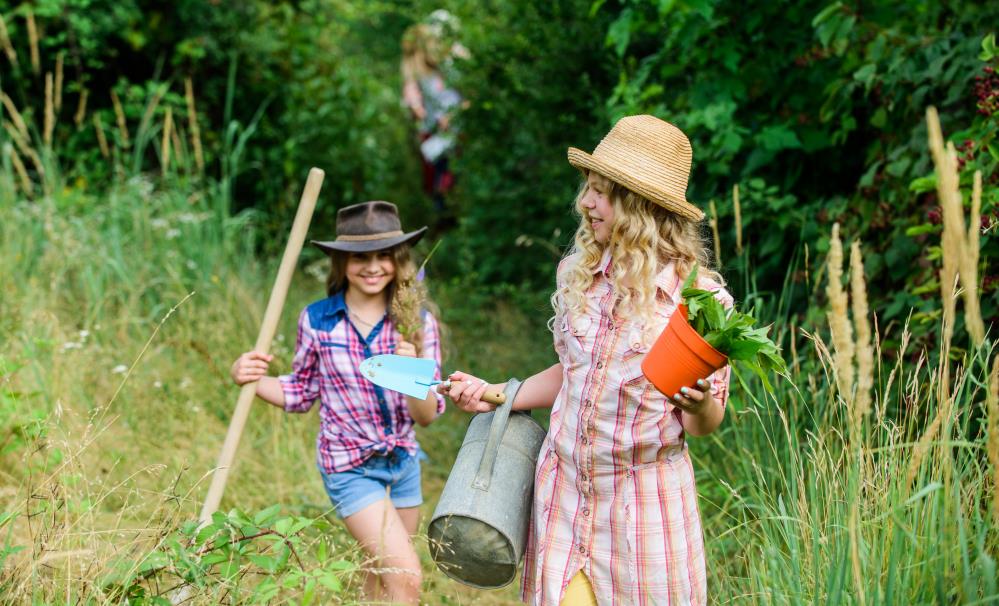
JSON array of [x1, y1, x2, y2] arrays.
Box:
[[5, 143, 31, 195], [161, 106, 173, 175], [110, 89, 130, 148], [825, 223, 854, 402], [74, 86, 88, 128], [710, 198, 722, 268], [25, 8, 39, 74], [92, 113, 110, 158], [964, 170, 986, 346], [54, 52, 64, 112], [1, 92, 29, 139], [44, 72, 54, 147], [185, 77, 205, 173], [989, 357, 999, 527], [0, 13, 17, 65], [733, 183, 743, 255], [850, 240, 873, 421]]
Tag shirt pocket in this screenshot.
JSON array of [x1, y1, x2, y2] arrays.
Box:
[[561, 312, 596, 365], [318, 339, 353, 377], [620, 310, 672, 385]]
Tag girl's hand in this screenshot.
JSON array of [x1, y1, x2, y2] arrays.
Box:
[[231, 351, 273, 385], [669, 378, 715, 416], [395, 340, 417, 358], [438, 370, 497, 413]]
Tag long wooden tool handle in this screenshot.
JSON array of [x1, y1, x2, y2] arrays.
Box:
[[199, 167, 325, 525]]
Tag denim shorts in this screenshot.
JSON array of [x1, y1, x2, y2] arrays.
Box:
[[320, 449, 424, 519]]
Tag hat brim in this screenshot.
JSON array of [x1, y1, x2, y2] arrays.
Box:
[[567, 147, 704, 221], [311, 227, 428, 255]]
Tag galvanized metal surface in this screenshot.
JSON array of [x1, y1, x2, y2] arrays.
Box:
[[428, 379, 547, 589]]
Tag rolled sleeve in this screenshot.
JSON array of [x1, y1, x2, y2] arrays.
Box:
[[422, 311, 447, 415], [278, 308, 321, 413]]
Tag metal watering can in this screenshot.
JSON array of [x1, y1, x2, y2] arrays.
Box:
[[427, 378, 547, 588]]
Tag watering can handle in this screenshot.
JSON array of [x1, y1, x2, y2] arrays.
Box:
[[471, 378, 522, 491]]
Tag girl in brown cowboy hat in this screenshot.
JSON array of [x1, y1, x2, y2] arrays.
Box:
[[230, 201, 443, 604], [441, 116, 731, 605]]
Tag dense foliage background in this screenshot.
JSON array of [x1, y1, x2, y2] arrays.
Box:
[[2, 0, 996, 339], [2, 0, 998, 603]]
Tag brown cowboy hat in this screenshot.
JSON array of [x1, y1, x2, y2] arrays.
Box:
[[311, 201, 428, 254], [567, 115, 704, 221]]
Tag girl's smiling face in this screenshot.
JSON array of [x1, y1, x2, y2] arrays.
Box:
[[580, 172, 615, 244], [345, 250, 396, 296]]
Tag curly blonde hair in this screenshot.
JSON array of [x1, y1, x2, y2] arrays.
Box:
[[552, 172, 723, 337]]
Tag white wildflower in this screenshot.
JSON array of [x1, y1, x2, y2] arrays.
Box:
[[111, 364, 128, 374], [165, 228, 181, 240]]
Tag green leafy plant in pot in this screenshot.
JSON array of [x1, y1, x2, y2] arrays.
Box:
[[640, 265, 787, 398]]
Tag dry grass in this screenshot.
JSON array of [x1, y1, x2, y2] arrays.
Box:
[[110, 89, 130, 148], [825, 223, 855, 402], [0, 13, 17, 65], [989, 356, 999, 527], [732, 183, 743, 255], [850, 240, 873, 420], [161, 107, 173, 175], [74, 86, 89, 128], [25, 8, 39, 74], [185, 77, 205, 173]]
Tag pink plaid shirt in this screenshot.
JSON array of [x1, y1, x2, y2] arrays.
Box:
[[278, 291, 445, 474], [522, 251, 732, 605]]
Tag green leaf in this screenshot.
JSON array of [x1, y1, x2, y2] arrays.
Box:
[[248, 554, 279, 573], [254, 504, 282, 526], [980, 33, 997, 62], [606, 9, 633, 58], [318, 571, 343, 592], [909, 175, 937, 193]]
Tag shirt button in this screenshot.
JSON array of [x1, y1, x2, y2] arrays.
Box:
[[583, 508, 590, 517], [581, 435, 588, 445], [596, 361, 604, 369], [585, 399, 592, 406], [578, 544, 586, 554]]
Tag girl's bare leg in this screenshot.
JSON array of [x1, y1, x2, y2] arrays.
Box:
[[343, 497, 422, 604], [396, 506, 421, 535]]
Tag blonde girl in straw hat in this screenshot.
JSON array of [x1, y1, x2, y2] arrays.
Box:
[[441, 115, 732, 605]]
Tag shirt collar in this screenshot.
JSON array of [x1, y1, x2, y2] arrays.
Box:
[[589, 248, 681, 304], [323, 289, 348, 318]]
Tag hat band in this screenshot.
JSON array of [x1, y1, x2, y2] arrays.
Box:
[[336, 230, 404, 242]]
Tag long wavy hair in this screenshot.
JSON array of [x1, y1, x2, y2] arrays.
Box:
[[552, 172, 723, 339], [400, 24, 442, 81], [325, 244, 440, 355]]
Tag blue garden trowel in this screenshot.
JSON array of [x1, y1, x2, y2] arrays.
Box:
[[359, 354, 507, 405]]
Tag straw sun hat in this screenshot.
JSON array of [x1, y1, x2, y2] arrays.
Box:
[[567, 115, 704, 221]]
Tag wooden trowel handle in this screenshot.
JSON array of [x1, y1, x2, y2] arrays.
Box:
[[480, 390, 506, 405], [440, 380, 507, 405]]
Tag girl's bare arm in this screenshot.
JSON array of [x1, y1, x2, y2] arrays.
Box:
[[441, 363, 563, 413]]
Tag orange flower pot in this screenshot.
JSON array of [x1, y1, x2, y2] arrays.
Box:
[[641, 305, 728, 397]]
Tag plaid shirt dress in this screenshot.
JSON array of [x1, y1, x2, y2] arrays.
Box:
[[521, 252, 732, 605]]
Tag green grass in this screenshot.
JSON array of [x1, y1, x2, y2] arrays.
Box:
[[2, 172, 998, 604]]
